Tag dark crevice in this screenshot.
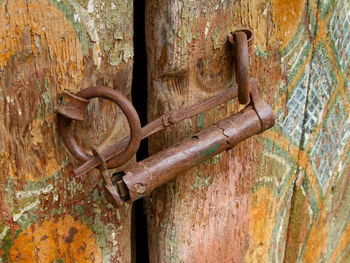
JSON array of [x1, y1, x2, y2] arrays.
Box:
[[282, 6, 318, 258], [131, 0, 149, 262]]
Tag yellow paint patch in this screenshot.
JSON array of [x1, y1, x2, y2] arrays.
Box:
[[24, 172, 35, 181], [30, 119, 44, 146], [245, 187, 278, 262], [9, 215, 102, 262], [45, 156, 62, 177], [0, 0, 84, 91], [270, 0, 306, 50], [302, 210, 329, 262]]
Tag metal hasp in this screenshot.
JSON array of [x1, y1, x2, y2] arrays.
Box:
[[56, 29, 275, 208], [117, 79, 274, 203]]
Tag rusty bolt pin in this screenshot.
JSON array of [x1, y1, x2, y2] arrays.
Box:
[[228, 29, 255, 105], [58, 31, 255, 177]]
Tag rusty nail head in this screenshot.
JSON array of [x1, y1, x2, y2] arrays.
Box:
[[134, 183, 146, 194]]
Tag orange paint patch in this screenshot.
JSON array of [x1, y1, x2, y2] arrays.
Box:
[[329, 219, 350, 263], [270, 0, 306, 50], [245, 187, 278, 262], [9, 215, 102, 262], [0, 0, 84, 91], [302, 210, 329, 262]]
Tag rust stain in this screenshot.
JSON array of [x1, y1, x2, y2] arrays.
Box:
[[63, 227, 78, 244], [157, 44, 168, 72], [30, 119, 44, 146], [9, 214, 102, 263]]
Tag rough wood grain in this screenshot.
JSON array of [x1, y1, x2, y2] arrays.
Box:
[[0, 0, 134, 262], [145, 0, 350, 262]]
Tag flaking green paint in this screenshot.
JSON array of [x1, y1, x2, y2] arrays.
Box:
[[263, 139, 297, 197], [165, 233, 180, 263], [109, 41, 134, 67], [177, 0, 200, 62], [190, 170, 217, 190], [88, 0, 133, 67], [256, 45, 267, 59], [43, 76, 51, 116], [1, 235, 13, 263], [196, 113, 205, 130], [49, 0, 90, 55], [184, 119, 193, 138], [203, 152, 223, 167], [325, 163, 350, 260], [212, 27, 220, 49], [54, 258, 65, 263]]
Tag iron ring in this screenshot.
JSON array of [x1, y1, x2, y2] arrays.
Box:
[[58, 86, 141, 169]]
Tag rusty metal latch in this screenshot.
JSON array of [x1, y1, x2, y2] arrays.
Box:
[[56, 29, 275, 207]]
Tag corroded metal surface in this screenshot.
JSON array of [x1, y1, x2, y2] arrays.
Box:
[[58, 86, 142, 166], [122, 94, 274, 202], [72, 82, 241, 176], [62, 79, 274, 207], [233, 30, 250, 104], [57, 27, 276, 208], [55, 92, 89, 121], [57, 75, 275, 208]]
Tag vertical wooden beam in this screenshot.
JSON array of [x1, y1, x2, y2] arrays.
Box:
[[145, 0, 285, 262], [0, 0, 135, 261], [145, 0, 350, 262]]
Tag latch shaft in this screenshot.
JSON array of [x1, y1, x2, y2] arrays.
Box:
[[120, 101, 274, 202]]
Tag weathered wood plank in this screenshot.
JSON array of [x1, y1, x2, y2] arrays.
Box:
[[0, 0, 134, 262], [145, 0, 350, 262], [145, 0, 287, 262]]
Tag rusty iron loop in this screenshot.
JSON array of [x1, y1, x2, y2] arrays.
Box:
[[234, 30, 250, 104], [228, 29, 254, 55], [58, 86, 142, 169], [228, 29, 254, 105]]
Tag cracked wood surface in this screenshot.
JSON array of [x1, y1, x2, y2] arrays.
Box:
[[145, 0, 350, 262], [0, 0, 134, 262], [0, 0, 349, 262]]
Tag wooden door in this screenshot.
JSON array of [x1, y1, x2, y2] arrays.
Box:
[[1, 0, 349, 262], [145, 0, 350, 262], [0, 0, 135, 262]]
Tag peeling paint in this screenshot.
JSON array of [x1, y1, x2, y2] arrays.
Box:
[[190, 170, 217, 190]]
